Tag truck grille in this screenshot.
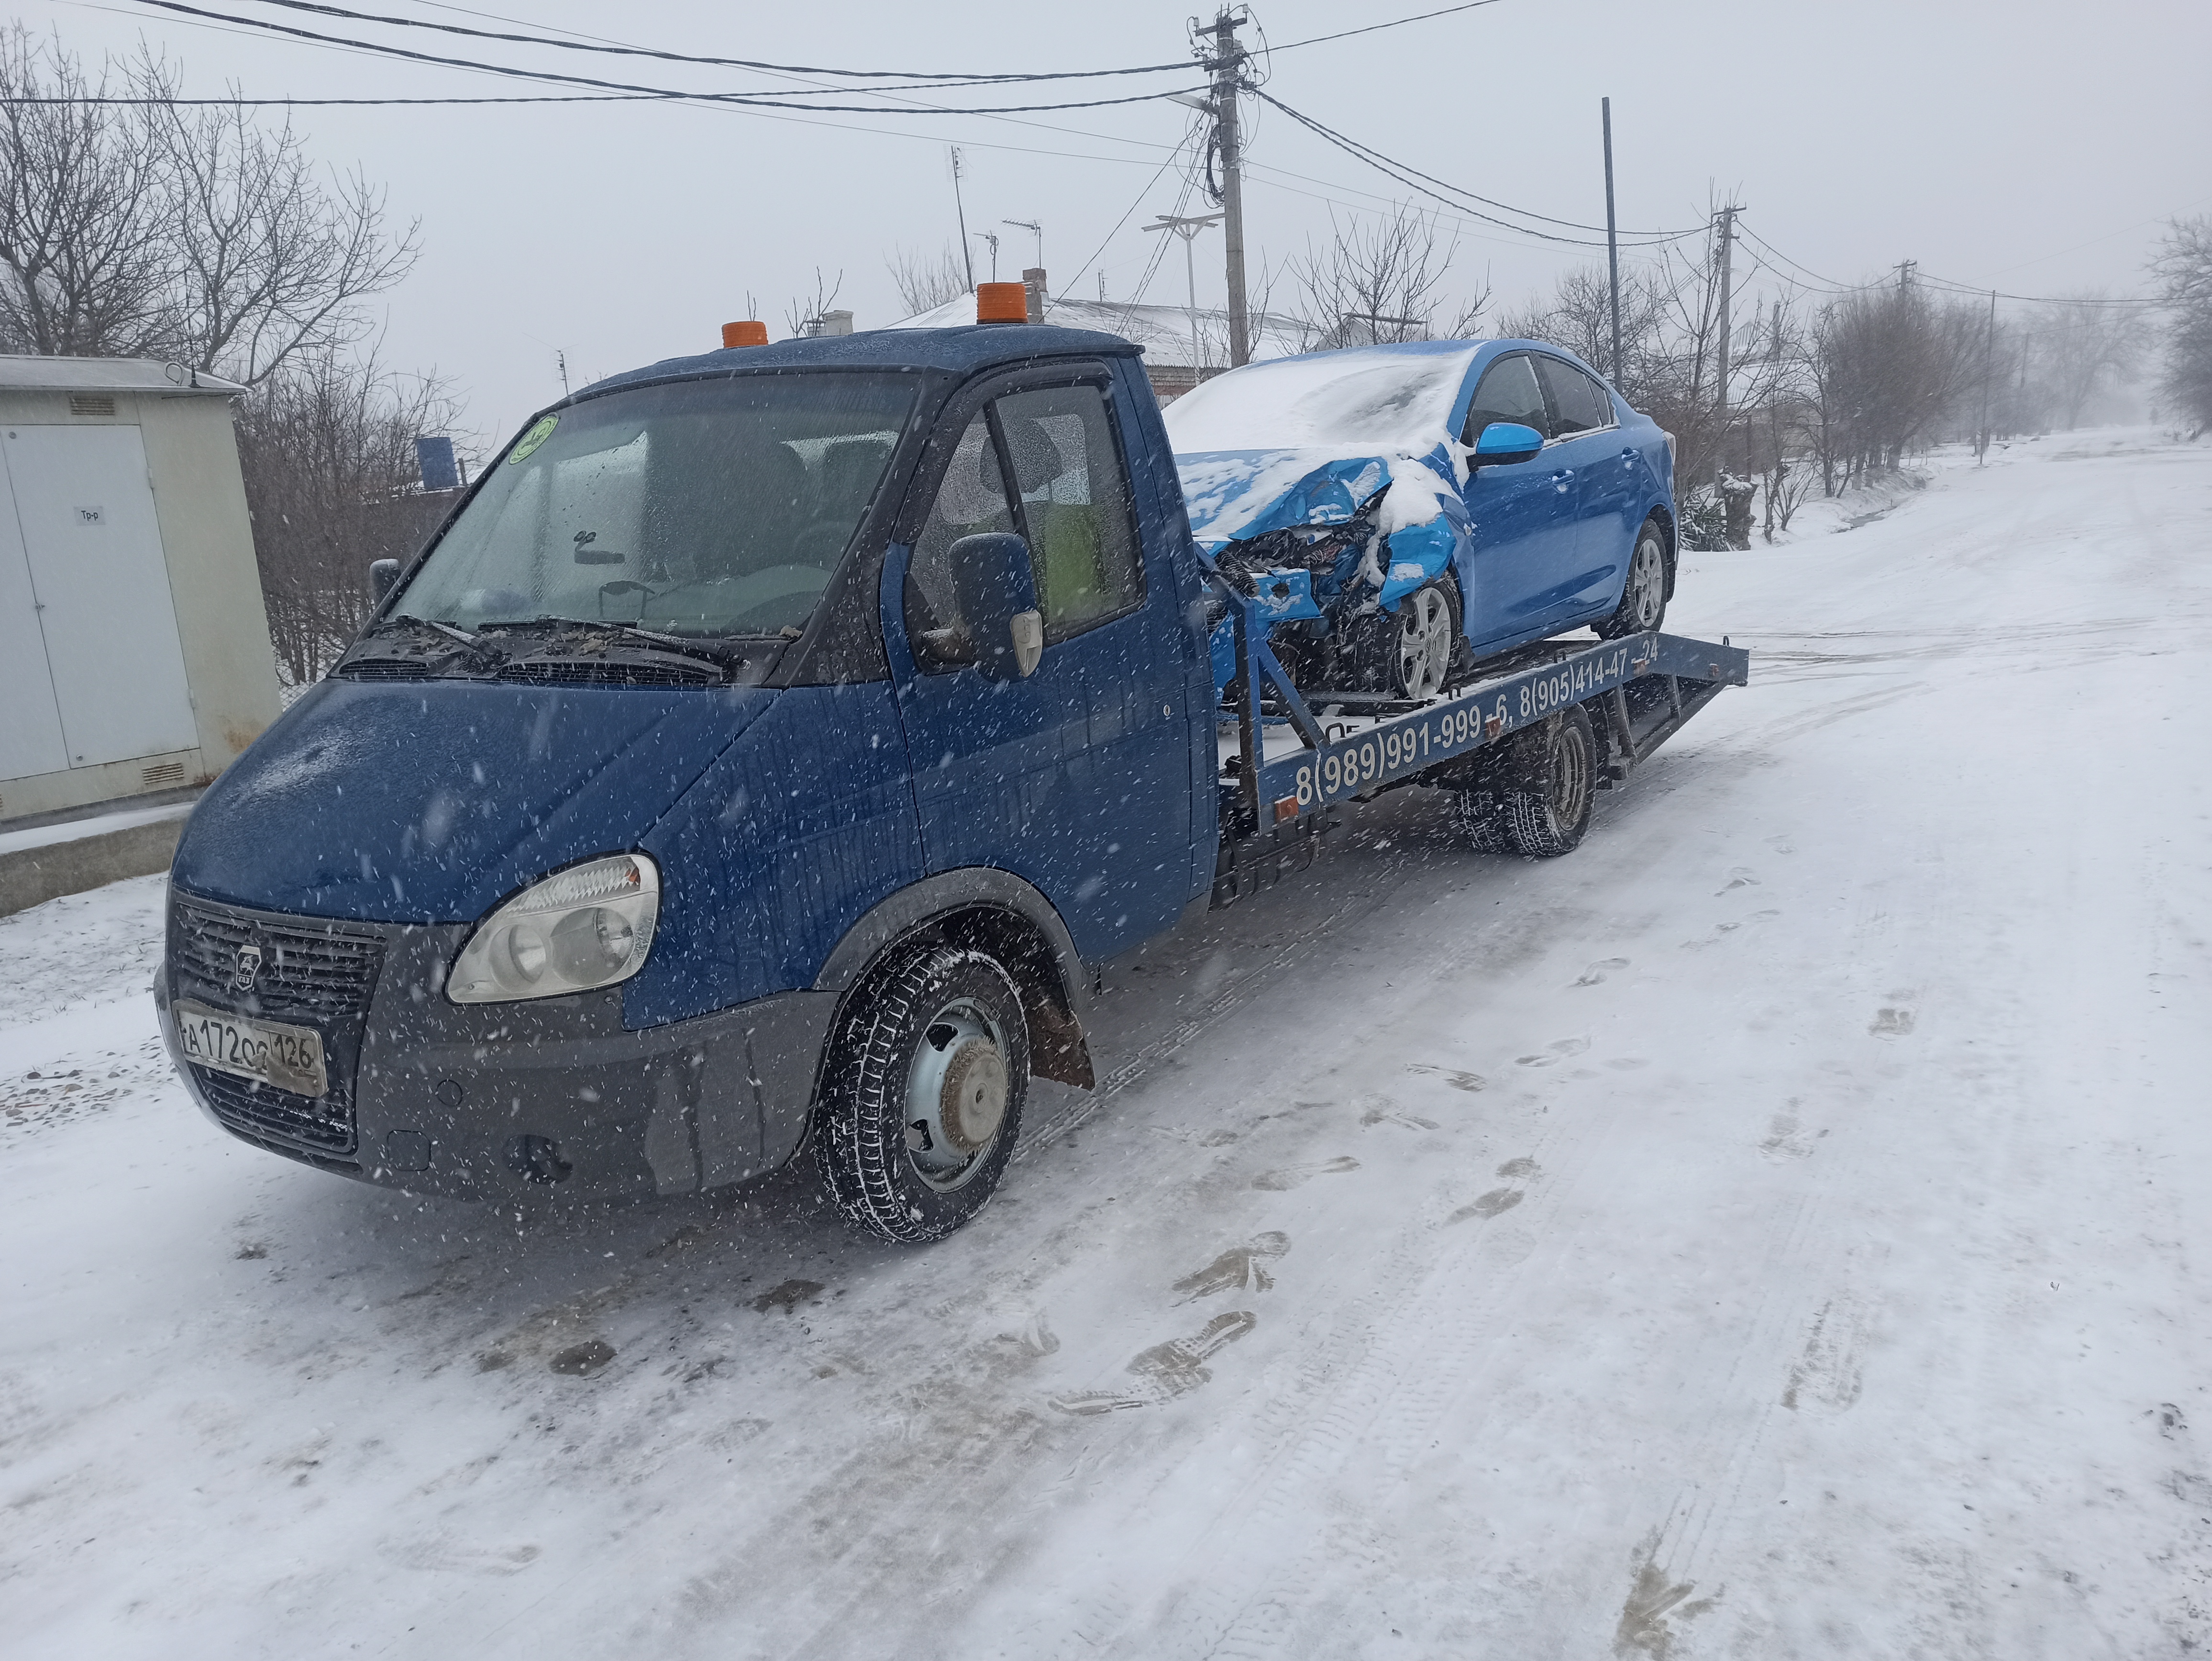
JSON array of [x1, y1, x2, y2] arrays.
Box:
[[169, 892, 385, 1166], [195, 1069, 359, 1159], [170, 896, 384, 1020]]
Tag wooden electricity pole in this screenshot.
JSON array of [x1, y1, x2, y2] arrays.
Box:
[[1203, 9, 1252, 366]]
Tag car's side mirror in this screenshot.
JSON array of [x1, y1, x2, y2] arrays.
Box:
[[369, 558, 400, 602], [1469, 421, 1544, 469], [949, 532, 1043, 680]]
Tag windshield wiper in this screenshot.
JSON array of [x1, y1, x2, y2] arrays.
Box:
[[475, 619, 756, 679], [339, 615, 503, 673]]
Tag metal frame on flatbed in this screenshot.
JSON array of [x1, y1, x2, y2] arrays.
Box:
[[1211, 587, 1750, 901]]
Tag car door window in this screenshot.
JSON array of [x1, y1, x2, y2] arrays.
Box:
[[994, 385, 1144, 644], [904, 410, 1016, 670], [1461, 353, 1551, 446], [1535, 356, 1615, 436]]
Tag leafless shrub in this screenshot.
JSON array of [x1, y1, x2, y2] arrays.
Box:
[[234, 346, 467, 684], [1281, 204, 1483, 351], [784, 267, 845, 338]]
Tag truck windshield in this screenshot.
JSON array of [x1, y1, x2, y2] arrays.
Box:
[[397, 372, 918, 638]]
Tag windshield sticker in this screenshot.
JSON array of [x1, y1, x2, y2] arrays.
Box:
[[507, 414, 559, 465]]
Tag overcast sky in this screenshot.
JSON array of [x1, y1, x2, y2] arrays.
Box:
[[22, 0, 2210, 443]]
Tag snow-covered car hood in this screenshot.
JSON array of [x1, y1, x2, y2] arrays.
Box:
[[1162, 341, 1482, 556]]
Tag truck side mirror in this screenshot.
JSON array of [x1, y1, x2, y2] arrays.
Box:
[[949, 532, 1043, 680], [1469, 421, 1543, 469], [370, 558, 400, 602]]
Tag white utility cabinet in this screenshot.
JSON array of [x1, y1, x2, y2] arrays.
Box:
[[0, 357, 280, 825]]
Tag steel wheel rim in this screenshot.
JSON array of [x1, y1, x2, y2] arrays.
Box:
[[902, 995, 1008, 1192], [1395, 586, 1452, 698], [1552, 725, 1592, 825], [1628, 535, 1664, 629]]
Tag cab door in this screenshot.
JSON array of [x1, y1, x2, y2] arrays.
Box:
[[884, 370, 1190, 962], [1457, 352, 1580, 650]]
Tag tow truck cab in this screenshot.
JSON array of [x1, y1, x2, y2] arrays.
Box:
[[156, 321, 1218, 1233]]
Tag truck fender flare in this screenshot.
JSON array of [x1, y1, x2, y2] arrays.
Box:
[[813, 869, 1095, 1090]]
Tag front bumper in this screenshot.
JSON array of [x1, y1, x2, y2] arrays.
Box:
[[156, 889, 836, 1201]]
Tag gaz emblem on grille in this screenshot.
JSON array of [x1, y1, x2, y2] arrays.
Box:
[[231, 943, 264, 992]]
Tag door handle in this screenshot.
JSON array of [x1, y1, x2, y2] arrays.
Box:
[[1550, 468, 1575, 492], [1620, 447, 1638, 462]]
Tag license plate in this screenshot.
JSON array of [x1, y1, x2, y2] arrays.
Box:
[[174, 1000, 328, 1098]]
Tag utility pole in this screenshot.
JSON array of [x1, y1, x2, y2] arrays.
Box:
[[1602, 97, 1622, 384], [1144, 211, 1224, 376], [555, 350, 569, 398], [1977, 288, 1997, 465], [1714, 203, 1737, 481], [1894, 258, 1917, 292], [1004, 219, 1042, 272], [1199, 9, 1252, 366], [950, 147, 974, 291]]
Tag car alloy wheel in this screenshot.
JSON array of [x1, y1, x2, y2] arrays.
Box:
[[1390, 579, 1458, 699]]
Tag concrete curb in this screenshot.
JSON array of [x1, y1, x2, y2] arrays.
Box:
[[0, 818, 181, 918]]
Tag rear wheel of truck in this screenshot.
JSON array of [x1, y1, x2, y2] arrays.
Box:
[[814, 941, 1030, 1245], [1446, 787, 1514, 853], [1500, 704, 1598, 857]]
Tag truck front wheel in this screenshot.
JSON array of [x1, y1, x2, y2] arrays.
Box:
[[814, 942, 1030, 1244]]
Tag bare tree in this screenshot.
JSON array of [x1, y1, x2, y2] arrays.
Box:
[[886, 243, 968, 318], [2033, 290, 2148, 429], [0, 29, 417, 383], [0, 28, 171, 357], [234, 344, 467, 684], [1283, 205, 1466, 351], [783, 266, 845, 338], [2150, 215, 2212, 438]]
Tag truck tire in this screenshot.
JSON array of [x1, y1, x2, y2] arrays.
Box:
[[1595, 518, 1669, 639], [1500, 704, 1597, 857], [813, 941, 1030, 1245], [1447, 787, 1513, 853]]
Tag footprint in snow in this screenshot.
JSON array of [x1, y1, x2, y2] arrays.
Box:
[[1172, 1232, 1289, 1299], [749, 1278, 824, 1314], [1683, 909, 1781, 949], [1049, 1311, 1258, 1416], [1360, 1097, 1440, 1131], [1717, 867, 1761, 893], [1869, 1008, 1916, 1037], [1252, 1156, 1360, 1191], [1495, 1157, 1540, 1178], [1759, 1111, 1827, 1162], [1515, 1038, 1589, 1067], [1449, 1189, 1523, 1223], [1405, 1063, 1487, 1092], [1574, 957, 1630, 986]]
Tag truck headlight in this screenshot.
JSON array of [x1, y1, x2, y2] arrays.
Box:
[[447, 853, 660, 1004]]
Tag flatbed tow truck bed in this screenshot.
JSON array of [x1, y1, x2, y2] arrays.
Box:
[[1212, 615, 1751, 903]]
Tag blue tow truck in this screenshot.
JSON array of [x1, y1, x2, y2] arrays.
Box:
[[156, 300, 1747, 1243]]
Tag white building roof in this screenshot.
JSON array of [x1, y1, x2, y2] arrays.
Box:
[[0, 355, 246, 397], [888, 294, 1312, 371]]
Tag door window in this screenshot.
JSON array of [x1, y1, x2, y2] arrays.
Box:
[[1461, 354, 1551, 446], [994, 385, 1143, 644], [904, 411, 1017, 669], [1535, 356, 1615, 436]]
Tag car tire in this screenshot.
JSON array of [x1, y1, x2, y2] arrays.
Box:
[[1353, 574, 1460, 698], [1500, 704, 1598, 857], [813, 941, 1029, 1245], [1595, 518, 1669, 639]]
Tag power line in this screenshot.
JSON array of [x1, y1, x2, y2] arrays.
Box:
[[1265, 0, 1506, 54], [1736, 224, 2165, 308], [231, 0, 1197, 87], [1247, 88, 1701, 248], [122, 0, 1212, 113]]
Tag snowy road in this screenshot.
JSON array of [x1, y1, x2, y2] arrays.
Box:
[[5, 430, 2211, 1658]]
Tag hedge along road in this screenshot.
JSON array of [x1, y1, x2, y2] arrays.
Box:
[[1, 427, 2208, 1658]]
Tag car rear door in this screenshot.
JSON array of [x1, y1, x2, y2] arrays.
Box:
[[1457, 352, 1580, 651], [1532, 354, 1636, 624]]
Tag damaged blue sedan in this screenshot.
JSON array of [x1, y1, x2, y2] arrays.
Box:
[[1166, 339, 1677, 699]]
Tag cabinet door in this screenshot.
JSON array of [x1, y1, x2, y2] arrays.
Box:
[[2, 425, 198, 767], [0, 463, 69, 780]]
